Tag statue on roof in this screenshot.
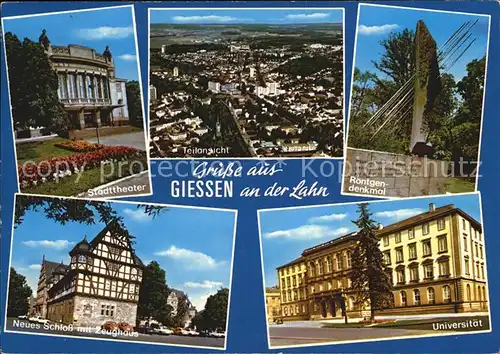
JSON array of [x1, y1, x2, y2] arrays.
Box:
[[38, 29, 50, 51], [103, 45, 112, 61]]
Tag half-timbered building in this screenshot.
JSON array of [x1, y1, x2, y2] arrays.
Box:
[[34, 220, 144, 327]]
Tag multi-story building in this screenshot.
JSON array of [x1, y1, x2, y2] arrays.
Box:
[[276, 256, 309, 321], [166, 289, 197, 327], [34, 220, 144, 327], [275, 203, 488, 321], [40, 31, 131, 130], [265, 286, 281, 322]]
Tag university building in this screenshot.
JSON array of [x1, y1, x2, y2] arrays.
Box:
[[33, 220, 144, 327], [274, 203, 488, 321], [40, 30, 131, 130], [265, 286, 281, 322]]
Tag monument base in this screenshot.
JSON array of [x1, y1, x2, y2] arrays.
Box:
[[343, 148, 456, 198]]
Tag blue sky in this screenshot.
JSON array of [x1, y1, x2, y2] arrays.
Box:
[[260, 193, 481, 287], [150, 9, 343, 24], [2, 6, 140, 81], [10, 201, 236, 311], [354, 5, 490, 81]]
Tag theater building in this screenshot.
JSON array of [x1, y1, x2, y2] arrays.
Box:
[[275, 203, 488, 321], [33, 220, 144, 327], [41, 30, 131, 130]]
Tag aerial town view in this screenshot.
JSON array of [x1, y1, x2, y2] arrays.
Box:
[[148, 9, 344, 158]]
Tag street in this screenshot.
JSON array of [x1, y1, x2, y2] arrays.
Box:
[[87, 132, 147, 151], [6, 318, 224, 348], [269, 325, 435, 346]]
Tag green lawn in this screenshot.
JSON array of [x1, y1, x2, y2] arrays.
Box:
[[16, 137, 75, 164], [21, 157, 149, 196], [444, 177, 475, 194], [72, 125, 142, 140]]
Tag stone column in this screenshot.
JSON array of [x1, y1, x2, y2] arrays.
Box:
[[78, 110, 85, 129]]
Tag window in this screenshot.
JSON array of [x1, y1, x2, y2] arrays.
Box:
[[78, 255, 86, 263], [462, 219, 466, 230], [475, 243, 478, 257], [428, 287, 435, 304], [108, 262, 119, 272], [292, 276, 297, 287], [286, 277, 290, 287], [396, 247, 404, 263], [116, 82, 122, 92], [408, 228, 415, 239], [397, 269, 405, 284], [383, 235, 389, 246], [336, 254, 343, 270], [409, 267, 419, 282], [309, 263, 316, 277], [463, 235, 468, 251], [395, 232, 401, 243], [466, 284, 471, 301], [424, 264, 434, 279], [480, 246, 484, 259], [318, 261, 324, 275], [481, 265, 485, 279], [422, 240, 432, 256], [439, 261, 450, 276], [108, 246, 121, 255], [400, 291, 407, 307], [383, 251, 392, 265], [476, 263, 480, 278], [101, 304, 115, 317], [414, 289, 421, 305], [422, 223, 430, 235], [438, 235, 448, 252], [326, 257, 332, 273], [465, 258, 470, 275], [408, 243, 417, 260], [443, 285, 451, 303], [437, 218, 445, 231], [346, 251, 352, 268]]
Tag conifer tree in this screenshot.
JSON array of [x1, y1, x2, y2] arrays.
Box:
[[351, 203, 393, 320]]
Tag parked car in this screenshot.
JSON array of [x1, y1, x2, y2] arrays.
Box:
[[118, 322, 133, 332], [274, 316, 284, 324], [156, 326, 173, 335], [101, 321, 119, 331], [29, 316, 49, 325], [199, 329, 210, 337], [173, 327, 188, 336], [210, 330, 226, 338], [18, 314, 28, 320], [136, 325, 149, 334], [186, 329, 199, 336]]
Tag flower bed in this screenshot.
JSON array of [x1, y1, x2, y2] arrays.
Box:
[[54, 140, 104, 152], [18, 145, 142, 187]]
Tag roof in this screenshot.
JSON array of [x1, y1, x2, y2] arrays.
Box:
[[42, 260, 68, 280], [302, 232, 359, 257], [276, 255, 305, 270], [376, 204, 482, 235]]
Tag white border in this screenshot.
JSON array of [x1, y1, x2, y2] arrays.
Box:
[[3, 192, 237, 351], [341, 3, 492, 199], [1, 4, 154, 200], [257, 191, 493, 349], [147, 7, 346, 160]]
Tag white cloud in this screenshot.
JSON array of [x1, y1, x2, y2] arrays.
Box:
[[191, 292, 215, 311], [172, 15, 236, 23], [183, 280, 223, 289], [286, 13, 330, 20], [117, 54, 136, 61], [154, 246, 222, 269], [309, 213, 348, 223], [358, 24, 400, 36], [23, 240, 74, 250], [375, 208, 424, 221], [123, 208, 152, 222], [28, 264, 42, 270], [75, 26, 134, 40], [264, 225, 349, 240]]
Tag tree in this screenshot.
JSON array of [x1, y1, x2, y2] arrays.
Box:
[[137, 261, 171, 325], [4, 31, 69, 132], [201, 288, 229, 331], [8, 268, 32, 317], [350, 203, 393, 321], [126, 80, 143, 126], [172, 292, 190, 327]]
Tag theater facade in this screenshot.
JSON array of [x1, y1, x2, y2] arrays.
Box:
[[42, 33, 131, 130], [275, 203, 489, 321]]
